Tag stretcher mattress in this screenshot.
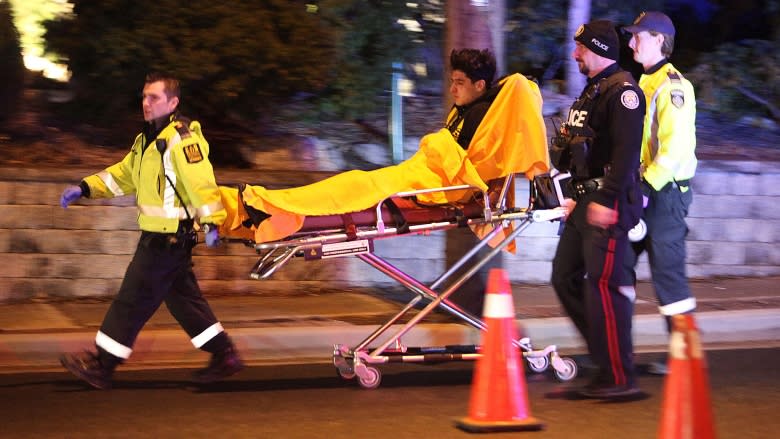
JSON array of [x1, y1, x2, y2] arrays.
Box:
[[297, 197, 485, 233]]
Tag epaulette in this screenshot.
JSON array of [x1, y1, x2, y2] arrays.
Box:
[[667, 71, 681, 84], [173, 120, 191, 139]]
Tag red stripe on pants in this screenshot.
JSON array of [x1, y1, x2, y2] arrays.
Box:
[[599, 236, 625, 385]]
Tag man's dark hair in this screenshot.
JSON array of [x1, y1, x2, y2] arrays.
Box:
[[450, 48, 496, 86], [145, 72, 181, 100]]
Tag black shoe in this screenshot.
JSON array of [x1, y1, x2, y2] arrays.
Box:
[[579, 382, 643, 400], [192, 347, 245, 383], [60, 351, 113, 390]]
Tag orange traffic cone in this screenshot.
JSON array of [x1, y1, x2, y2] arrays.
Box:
[[658, 314, 716, 439], [455, 269, 543, 433]]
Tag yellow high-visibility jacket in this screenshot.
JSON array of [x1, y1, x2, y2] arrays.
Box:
[[639, 61, 697, 190], [83, 114, 226, 233]]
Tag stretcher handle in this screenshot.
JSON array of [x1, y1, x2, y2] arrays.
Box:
[[391, 184, 475, 198]]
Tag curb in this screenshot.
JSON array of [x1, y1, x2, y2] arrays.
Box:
[[523, 309, 780, 351], [2, 309, 779, 373]]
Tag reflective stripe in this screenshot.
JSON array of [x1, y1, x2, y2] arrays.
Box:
[[197, 201, 224, 218], [658, 297, 697, 316], [97, 171, 125, 196], [646, 83, 664, 161], [138, 204, 193, 220], [161, 134, 194, 220], [668, 329, 687, 360], [673, 159, 697, 183], [137, 203, 218, 220], [95, 330, 132, 359], [618, 285, 637, 302], [655, 154, 678, 172], [482, 293, 515, 319], [191, 322, 224, 348]]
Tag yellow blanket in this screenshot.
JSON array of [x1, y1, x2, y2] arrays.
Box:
[[219, 73, 549, 244]]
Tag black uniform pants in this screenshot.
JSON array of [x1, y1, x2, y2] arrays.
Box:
[[623, 184, 695, 324], [97, 228, 229, 367], [551, 195, 636, 387]]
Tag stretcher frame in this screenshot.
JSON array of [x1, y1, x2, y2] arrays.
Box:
[[239, 175, 578, 389]]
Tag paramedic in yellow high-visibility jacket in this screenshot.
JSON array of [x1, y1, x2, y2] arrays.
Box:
[[622, 11, 698, 375], [58, 72, 243, 389]]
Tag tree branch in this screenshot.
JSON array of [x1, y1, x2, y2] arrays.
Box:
[[734, 85, 780, 121]]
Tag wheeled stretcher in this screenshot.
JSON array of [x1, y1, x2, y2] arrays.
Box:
[[218, 73, 578, 388], [230, 175, 578, 389]]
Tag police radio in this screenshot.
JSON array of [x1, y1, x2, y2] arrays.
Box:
[[550, 116, 592, 180], [549, 117, 571, 172], [155, 139, 167, 154]]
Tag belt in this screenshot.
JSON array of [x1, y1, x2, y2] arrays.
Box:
[[659, 179, 690, 192], [141, 232, 195, 250], [141, 221, 196, 250], [573, 177, 604, 198]]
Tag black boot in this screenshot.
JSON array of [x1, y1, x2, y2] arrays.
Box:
[[60, 350, 114, 390], [192, 346, 244, 383]]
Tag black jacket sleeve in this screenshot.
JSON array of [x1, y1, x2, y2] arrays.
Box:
[[591, 84, 645, 208]]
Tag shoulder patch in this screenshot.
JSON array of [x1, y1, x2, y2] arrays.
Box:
[[670, 89, 685, 108], [667, 71, 681, 84], [183, 143, 204, 163], [620, 89, 640, 110]]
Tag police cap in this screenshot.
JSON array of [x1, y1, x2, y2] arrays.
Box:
[[574, 19, 620, 61], [623, 11, 676, 37]]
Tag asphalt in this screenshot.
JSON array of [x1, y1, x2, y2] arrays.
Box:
[[1, 275, 779, 373]]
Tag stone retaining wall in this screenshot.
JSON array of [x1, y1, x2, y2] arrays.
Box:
[[1, 160, 778, 302]]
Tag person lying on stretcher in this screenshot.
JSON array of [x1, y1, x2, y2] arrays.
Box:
[[216, 71, 550, 245]]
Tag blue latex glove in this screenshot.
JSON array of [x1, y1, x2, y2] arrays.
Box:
[[203, 224, 220, 248], [60, 186, 82, 208]]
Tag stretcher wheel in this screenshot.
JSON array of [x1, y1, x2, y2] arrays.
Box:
[[336, 367, 356, 380], [332, 351, 356, 379], [357, 366, 382, 390], [553, 357, 578, 382], [526, 355, 550, 373]]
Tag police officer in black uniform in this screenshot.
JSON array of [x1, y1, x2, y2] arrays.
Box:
[[550, 20, 645, 399]]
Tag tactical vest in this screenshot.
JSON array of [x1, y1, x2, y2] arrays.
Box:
[[551, 71, 634, 179]]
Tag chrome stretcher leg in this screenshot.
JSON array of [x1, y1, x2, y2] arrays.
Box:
[[427, 222, 500, 294], [346, 226, 506, 353], [367, 217, 532, 357], [250, 246, 300, 279], [335, 224, 509, 389], [337, 212, 578, 387]]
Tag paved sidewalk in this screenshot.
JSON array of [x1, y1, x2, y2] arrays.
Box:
[[1, 276, 779, 373]]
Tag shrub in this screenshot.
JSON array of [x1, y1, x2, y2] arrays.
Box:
[[0, 1, 25, 126], [42, 0, 415, 129], [43, 0, 340, 125], [688, 39, 780, 120]]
